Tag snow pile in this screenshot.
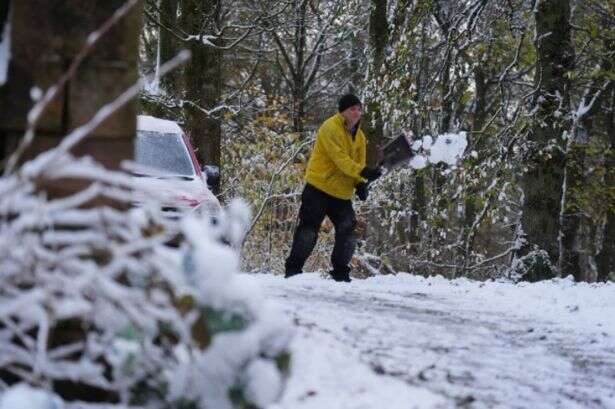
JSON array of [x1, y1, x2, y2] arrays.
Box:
[[409, 132, 467, 169], [0, 151, 292, 408], [0, 21, 10, 86]]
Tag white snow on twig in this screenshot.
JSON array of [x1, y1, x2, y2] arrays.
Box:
[[185, 34, 217, 47], [573, 80, 611, 123]]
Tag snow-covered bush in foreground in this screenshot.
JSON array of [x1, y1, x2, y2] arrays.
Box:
[[0, 151, 293, 408], [0, 384, 63, 409]]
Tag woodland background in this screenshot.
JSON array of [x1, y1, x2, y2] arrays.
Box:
[[139, 0, 615, 282]]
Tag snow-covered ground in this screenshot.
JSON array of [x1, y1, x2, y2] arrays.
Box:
[[256, 273, 615, 409]]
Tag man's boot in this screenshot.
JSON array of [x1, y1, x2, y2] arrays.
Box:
[[284, 269, 302, 279], [284, 259, 303, 278], [329, 266, 351, 282]]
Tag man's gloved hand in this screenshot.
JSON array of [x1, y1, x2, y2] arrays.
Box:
[[360, 166, 383, 182], [356, 183, 369, 201]]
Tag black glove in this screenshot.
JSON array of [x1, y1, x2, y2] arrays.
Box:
[[360, 166, 382, 182], [356, 183, 369, 201]]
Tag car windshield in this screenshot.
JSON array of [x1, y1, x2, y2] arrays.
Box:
[[135, 130, 195, 176]]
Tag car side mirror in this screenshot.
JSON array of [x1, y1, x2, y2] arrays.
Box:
[[202, 165, 220, 190]]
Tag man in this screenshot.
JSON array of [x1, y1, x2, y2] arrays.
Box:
[[284, 94, 382, 282]]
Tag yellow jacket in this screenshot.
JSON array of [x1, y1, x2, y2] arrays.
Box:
[[305, 113, 367, 200]]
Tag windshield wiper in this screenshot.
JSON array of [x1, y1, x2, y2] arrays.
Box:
[[131, 172, 193, 181]]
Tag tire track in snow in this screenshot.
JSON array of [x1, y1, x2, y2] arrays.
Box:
[[260, 275, 615, 409]]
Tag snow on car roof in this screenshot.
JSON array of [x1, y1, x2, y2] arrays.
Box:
[[137, 115, 183, 134]]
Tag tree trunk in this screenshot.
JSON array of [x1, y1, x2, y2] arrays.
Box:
[[178, 0, 222, 194], [560, 35, 615, 281], [458, 65, 489, 271], [431, 2, 454, 265], [515, 0, 573, 281], [409, 171, 426, 247], [559, 143, 584, 280], [347, 32, 363, 96], [291, 80, 305, 134], [158, 0, 178, 93], [359, 0, 389, 269], [291, 0, 307, 134], [597, 87, 615, 281], [364, 0, 388, 165], [408, 16, 428, 254], [463, 66, 488, 231], [260, 54, 279, 106]]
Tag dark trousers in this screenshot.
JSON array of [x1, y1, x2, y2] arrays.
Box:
[[285, 184, 357, 275]]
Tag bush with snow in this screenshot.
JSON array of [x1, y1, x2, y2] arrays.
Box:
[[509, 249, 556, 282], [0, 384, 63, 409], [0, 150, 292, 408]]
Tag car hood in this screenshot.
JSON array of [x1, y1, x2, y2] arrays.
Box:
[[134, 174, 220, 212]]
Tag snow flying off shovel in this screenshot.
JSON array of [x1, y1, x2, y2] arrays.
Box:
[[360, 132, 466, 199], [378, 132, 468, 171]]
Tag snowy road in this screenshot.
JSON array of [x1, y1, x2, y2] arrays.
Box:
[[255, 273, 615, 409]]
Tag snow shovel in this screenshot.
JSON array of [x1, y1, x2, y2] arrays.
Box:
[[379, 134, 414, 171], [378, 132, 467, 171], [358, 134, 413, 200], [360, 132, 464, 198]]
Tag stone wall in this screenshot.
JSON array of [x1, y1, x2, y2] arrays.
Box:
[[0, 0, 141, 198]]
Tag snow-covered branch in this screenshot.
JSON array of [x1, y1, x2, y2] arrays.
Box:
[[247, 136, 314, 237]]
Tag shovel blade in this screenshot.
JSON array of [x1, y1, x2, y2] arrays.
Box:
[[381, 134, 413, 170]]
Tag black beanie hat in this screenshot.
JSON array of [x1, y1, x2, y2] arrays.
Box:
[[338, 94, 362, 113]]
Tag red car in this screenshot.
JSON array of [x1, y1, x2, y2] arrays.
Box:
[[134, 115, 220, 216]]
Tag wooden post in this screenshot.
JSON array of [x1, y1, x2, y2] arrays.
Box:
[[0, 0, 142, 201]]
